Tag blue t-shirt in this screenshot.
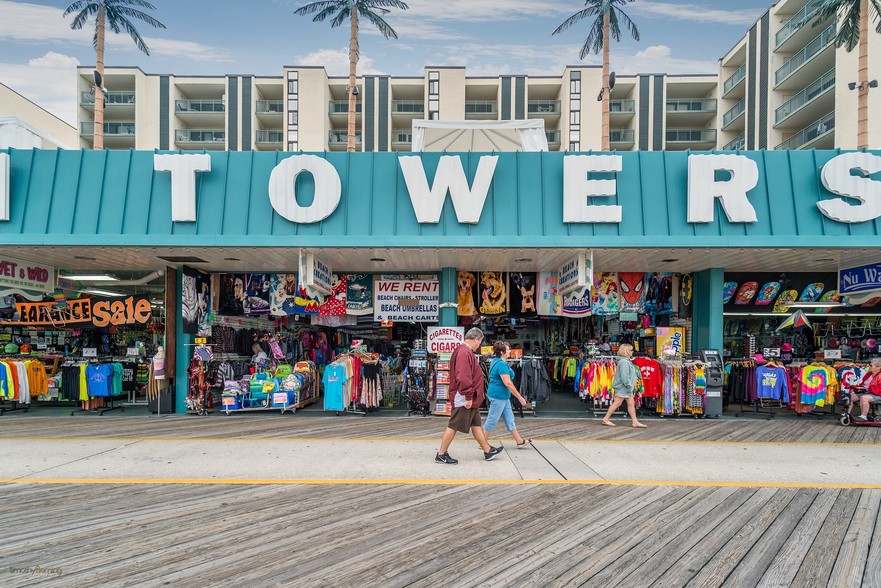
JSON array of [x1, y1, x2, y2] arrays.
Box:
[[487, 358, 515, 400], [322, 364, 348, 411]]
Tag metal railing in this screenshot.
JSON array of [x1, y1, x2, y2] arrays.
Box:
[[175, 129, 225, 143], [722, 99, 746, 128], [329, 130, 363, 144], [609, 129, 635, 143], [255, 130, 283, 143], [775, 0, 823, 48], [666, 128, 717, 142], [723, 133, 746, 150], [256, 100, 283, 114], [667, 98, 717, 113], [391, 100, 425, 114], [329, 100, 362, 114], [80, 121, 136, 136], [392, 130, 413, 144], [610, 99, 636, 113], [774, 68, 835, 124], [528, 100, 561, 114], [722, 64, 746, 96], [774, 24, 835, 86], [175, 99, 225, 113], [80, 90, 136, 105], [774, 112, 834, 149], [465, 101, 497, 114], [545, 130, 561, 144]]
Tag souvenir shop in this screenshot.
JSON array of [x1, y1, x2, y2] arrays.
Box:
[[1, 147, 879, 420]]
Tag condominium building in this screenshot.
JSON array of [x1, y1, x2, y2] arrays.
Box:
[[75, 0, 880, 152], [1, 82, 77, 149]]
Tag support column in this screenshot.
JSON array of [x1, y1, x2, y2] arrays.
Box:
[[174, 267, 193, 413], [439, 267, 458, 327], [692, 268, 724, 354]]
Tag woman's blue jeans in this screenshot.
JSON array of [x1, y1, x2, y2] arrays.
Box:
[[484, 397, 517, 432]]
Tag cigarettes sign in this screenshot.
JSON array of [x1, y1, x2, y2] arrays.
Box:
[[427, 327, 464, 354]]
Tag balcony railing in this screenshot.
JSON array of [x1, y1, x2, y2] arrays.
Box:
[[609, 129, 635, 143], [723, 134, 745, 151], [666, 129, 717, 143], [774, 112, 834, 150], [722, 99, 746, 128], [175, 99, 225, 113], [392, 100, 425, 114], [256, 100, 283, 114], [776, 0, 823, 48], [528, 100, 561, 114], [329, 131, 363, 144], [392, 130, 412, 144], [775, 68, 835, 124], [255, 130, 283, 143], [80, 121, 136, 136], [774, 24, 835, 86], [610, 99, 636, 114], [80, 90, 136, 105], [175, 129, 225, 143], [545, 130, 561, 144], [329, 100, 362, 114], [667, 98, 717, 113], [722, 64, 746, 96], [465, 101, 497, 114]]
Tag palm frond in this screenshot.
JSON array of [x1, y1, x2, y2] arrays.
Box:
[[872, 0, 881, 33], [358, 6, 398, 39], [63, 1, 91, 17], [552, 7, 598, 35], [111, 6, 166, 29], [294, 1, 345, 16], [117, 16, 150, 54], [365, 0, 409, 9], [613, 7, 640, 41], [835, 0, 862, 51], [68, 6, 98, 30], [330, 7, 350, 28]]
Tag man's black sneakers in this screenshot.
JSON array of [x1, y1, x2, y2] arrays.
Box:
[[484, 446, 504, 461], [435, 452, 458, 464]]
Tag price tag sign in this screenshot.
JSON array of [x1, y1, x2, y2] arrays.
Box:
[[824, 349, 842, 359], [36, 343, 47, 350], [127, 347, 139, 356], [83, 348, 98, 358], [195, 337, 207, 344]]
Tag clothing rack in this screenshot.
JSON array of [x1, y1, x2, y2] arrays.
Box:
[[0, 399, 29, 415]]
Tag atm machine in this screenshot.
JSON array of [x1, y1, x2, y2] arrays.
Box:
[[700, 349, 724, 418]]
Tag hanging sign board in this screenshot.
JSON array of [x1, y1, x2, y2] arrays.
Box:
[[559, 251, 592, 296], [8, 295, 152, 327], [0, 255, 54, 292], [838, 262, 881, 295], [83, 348, 97, 357], [373, 277, 439, 322], [657, 327, 685, 358], [427, 326, 464, 354], [824, 349, 842, 359], [298, 252, 333, 296]]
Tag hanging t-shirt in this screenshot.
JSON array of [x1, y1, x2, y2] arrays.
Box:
[[322, 363, 348, 411], [756, 366, 789, 402], [632, 357, 663, 398], [487, 358, 515, 400], [86, 364, 114, 397]]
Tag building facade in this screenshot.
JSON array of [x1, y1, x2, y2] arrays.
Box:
[[0, 82, 77, 150]]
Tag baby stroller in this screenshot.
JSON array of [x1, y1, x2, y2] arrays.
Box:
[[838, 388, 881, 426]]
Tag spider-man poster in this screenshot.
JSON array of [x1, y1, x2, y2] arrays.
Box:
[[645, 272, 673, 315], [619, 272, 647, 314]]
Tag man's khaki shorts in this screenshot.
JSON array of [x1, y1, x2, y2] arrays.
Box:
[[448, 406, 482, 433]]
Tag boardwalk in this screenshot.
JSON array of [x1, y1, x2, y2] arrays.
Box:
[[1, 415, 880, 587]]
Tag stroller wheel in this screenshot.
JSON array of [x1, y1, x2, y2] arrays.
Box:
[[840, 413, 852, 426]]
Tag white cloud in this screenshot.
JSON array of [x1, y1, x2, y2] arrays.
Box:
[[617, 44, 717, 74], [633, 2, 764, 26], [293, 48, 386, 76], [0, 51, 80, 125], [399, 0, 571, 22]]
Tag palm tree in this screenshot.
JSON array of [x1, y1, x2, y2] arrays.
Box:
[[812, 0, 881, 149], [553, 0, 640, 151], [64, 0, 166, 150], [295, 0, 409, 152]]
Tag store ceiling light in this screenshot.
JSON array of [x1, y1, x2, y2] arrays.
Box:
[[59, 273, 118, 281], [514, 258, 533, 263], [223, 257, 241, 262], [786, 301, 844, 308], [83, 288, 125, 297], [661, 258, 678, 263], [73, 255, 97, 261], [370, 258, 386, 262]]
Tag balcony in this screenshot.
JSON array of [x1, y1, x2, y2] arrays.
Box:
[[328, 130, 363, 149], [609, 129, 635, 144], [722, 99, 746, 129], [667, 98, 717, 113], [255, 130, 283, 144], [545, 130, 561, 145], [666, 128, 717, 150], [774, 68, 835, 127], [80, 90, 136, 106], [329, 100, 363, 115], [722, 134, 745, 151], [392, 130, 412, 144], [80, 121, 135, 136], [391, 100, 425, 115], [667, 98, 717, 126], [527, 100, 561, 115], [774, 24, 835, 89], [256, 100, 283, 114], [175, 129, 226, 149], [465, 101, 497, 118], [775, 0, 823, 49], [774, 112, 834, 150], [722, 64, 746, 97], [175, 99, 225, 113], [610, 100, 636, 119]]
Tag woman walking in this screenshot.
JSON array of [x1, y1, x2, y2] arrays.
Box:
[[601, 343, 647, 428], [483, 341, 533, 448]]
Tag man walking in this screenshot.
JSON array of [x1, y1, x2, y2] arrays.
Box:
[[435, 328, 504, 464]]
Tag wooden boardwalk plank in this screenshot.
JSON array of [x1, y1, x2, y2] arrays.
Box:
[[826, 488, 881, 588]]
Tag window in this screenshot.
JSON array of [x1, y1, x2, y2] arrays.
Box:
[[430, 111, 439, 120], [569, 142, 580, 151], [288, 142, 298, 151], [570, 111, 580, 125], [569, 130, 580, 142], [288, 99, 298, 111], [429, 71, 439, 80], [570, 79, 581, 94], [570, 99, 580, 111], [570, 71, 581, 80], [429, 100, 439, 111], [429, 80, 439, 95], [288, 80, 298, 94]]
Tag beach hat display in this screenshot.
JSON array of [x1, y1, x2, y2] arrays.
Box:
[[753, 353, 767, 365], [781, 343, 792, 352], [867, 338, 878, 350]]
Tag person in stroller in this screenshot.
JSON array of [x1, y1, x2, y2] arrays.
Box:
[[848, 358, 881, 422]]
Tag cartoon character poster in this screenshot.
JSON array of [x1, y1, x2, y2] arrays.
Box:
[[591, 272, 619, 316], [457, 272, 480, 317], [509, 273, 538, 319], [319, 274, 347, 316], [722, 282, 738, 304], [346, 274, 373, 316], [182, 266, 210, 335], [645, 272, 673, 315], [479, 271, 508, 316], [755, 282, 781, 306], [734, 282, 759, 305], [619, 272, 647, 314], [678, 273, 693, 318], [217, 273, 245, 316], [243, 273, 273, 315], [537, 272, 562, 317], [269, 274, 300, 316], [562, 286, 592, 318]]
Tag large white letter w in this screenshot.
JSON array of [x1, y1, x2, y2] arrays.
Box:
[[399, 155, 498, 224]]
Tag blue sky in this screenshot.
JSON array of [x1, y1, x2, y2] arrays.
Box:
[[1, 0, 773, 125]]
